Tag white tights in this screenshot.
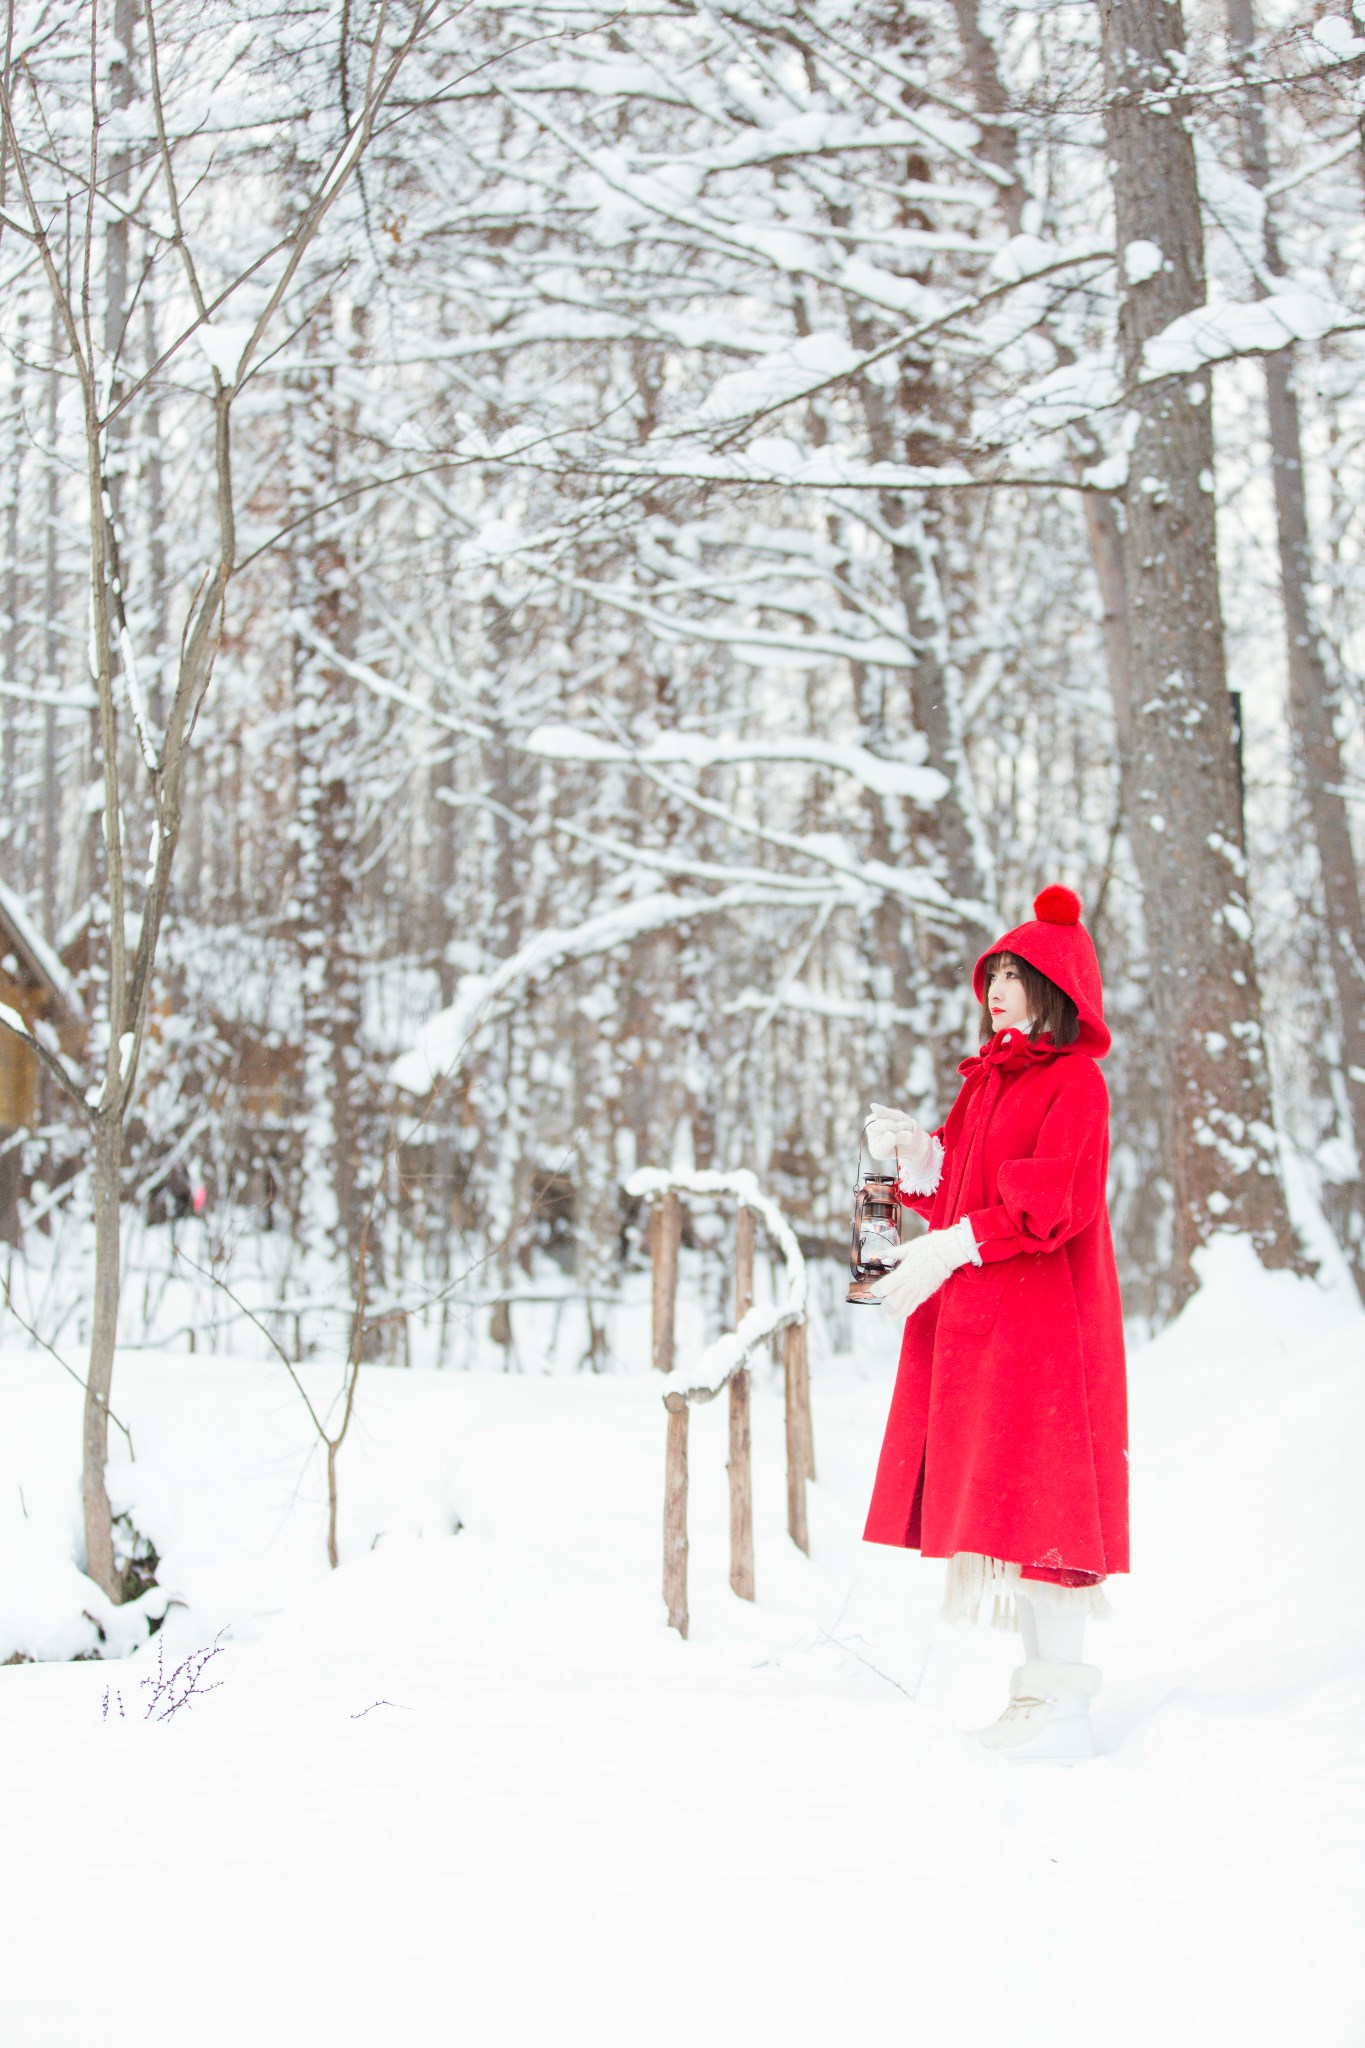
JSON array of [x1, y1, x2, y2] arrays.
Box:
[[1017, 1592, 1087, 1666]]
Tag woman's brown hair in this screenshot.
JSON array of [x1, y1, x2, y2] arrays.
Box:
[[979, 951, 1079, 1047]]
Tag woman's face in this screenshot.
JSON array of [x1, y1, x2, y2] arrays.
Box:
[[986, 956, 1031, 1033]]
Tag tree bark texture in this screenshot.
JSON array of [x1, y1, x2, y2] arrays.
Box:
[[953, 0, 1134, 757], [2, 318, 19, 839], [1227, 0, 1365, 1292], [1083, 492, 1134, 753], [1099, 0, 1295, 1285], [848, 300, 994, 1105], [41, 315, 59, 941], [950, 0, 1024, 232], [290, 338, 377, 1308]]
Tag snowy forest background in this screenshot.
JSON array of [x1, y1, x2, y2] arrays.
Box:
[[5, 10, 1365, 2026], [3, 0, 1365, 1509]]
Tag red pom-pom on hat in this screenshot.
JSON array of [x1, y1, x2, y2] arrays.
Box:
[[973, 881, 1107, 1052], [1034, 884, 1081, 925]]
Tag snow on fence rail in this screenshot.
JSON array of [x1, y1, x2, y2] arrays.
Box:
[[625, 1168, 813, 1639]]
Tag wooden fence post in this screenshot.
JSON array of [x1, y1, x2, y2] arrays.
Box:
[[663, 1390, 690, 1637], [734, 1203, 755, 1322], [793, 1318, 814, 1482], [651, 1189, 681, 1373], [728, 1205, 756, 1602], [782, 1320, 809, 1555]]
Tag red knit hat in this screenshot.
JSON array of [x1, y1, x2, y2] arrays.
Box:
[[972, 884, 1110, 1058]]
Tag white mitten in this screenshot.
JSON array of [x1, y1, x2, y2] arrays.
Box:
[[865, 1102, 932, 1167], [873, 1218, 979, 1322]]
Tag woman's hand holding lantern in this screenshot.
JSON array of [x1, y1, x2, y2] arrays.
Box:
[[871, 1219, 979, 1322], [865, 1103, 932, 1168]]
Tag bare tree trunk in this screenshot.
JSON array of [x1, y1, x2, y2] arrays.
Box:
[[142, 298, 168, 733], [289, 328, 373, 1299], [949, 0, 1024, 231], [430, 746, 457, 1005], [84, 1111, 122, 1597], [1227, 0, 1365, 1294], [41, 312, 60, 942], [728, 1205, 755, 1602], [79, 0, 140, 1600], [1098, 0, 1296, 1289], [888, 514, 991, 931], [953, 2, 1135, 758], [817, 132, 994, 1095], [1082, 494, 1133, 748], [860, 316, 994, 972], [0, 9, 18, 847], [81, 418, 130, 1606], [854, 366, 994, 1097], [2, 314, 20, 843]]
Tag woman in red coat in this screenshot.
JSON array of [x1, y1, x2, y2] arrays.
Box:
[[862, 885, 1128, 1762]]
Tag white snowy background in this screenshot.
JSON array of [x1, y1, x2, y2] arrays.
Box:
[[2, 1, 1365, 2039]]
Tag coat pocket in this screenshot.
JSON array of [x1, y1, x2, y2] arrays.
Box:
[[936, 1259, 1009, 1335]]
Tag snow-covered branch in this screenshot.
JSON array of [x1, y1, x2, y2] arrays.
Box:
[[1140, 290, 1365, 380], [390, 883, 830, 1096], [524, 722, 946, 806]]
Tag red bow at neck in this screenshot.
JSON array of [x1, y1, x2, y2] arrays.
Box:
[[957, 1027, 1068, 1083]]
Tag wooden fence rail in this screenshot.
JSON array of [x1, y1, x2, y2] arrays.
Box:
[[626, 1168, 812, 1640]]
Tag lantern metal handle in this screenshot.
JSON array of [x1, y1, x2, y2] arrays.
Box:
[[855, 1119, 901, 1184]]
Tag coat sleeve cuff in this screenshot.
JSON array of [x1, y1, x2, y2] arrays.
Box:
[[951, 1215, 981, 1267], [896, 1135, 943, 1198], [961, 1204, 1022, 1263]]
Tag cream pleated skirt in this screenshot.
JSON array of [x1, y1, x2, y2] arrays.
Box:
[[942, 1552, 1113, 1631]]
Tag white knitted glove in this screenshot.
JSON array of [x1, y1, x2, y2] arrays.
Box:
[[872, 1218, 979, 1322], [865, 1103, 932, 1167]]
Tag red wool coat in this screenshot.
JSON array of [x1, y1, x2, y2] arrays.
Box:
[[863, 894, 1129, 1585]]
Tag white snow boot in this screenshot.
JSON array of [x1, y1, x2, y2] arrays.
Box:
[[975, 1659, 1101, 1763]]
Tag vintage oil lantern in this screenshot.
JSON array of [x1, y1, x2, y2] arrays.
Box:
[[847, 1141, 903, 1305]]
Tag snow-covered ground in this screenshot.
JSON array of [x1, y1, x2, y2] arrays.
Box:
[[2, 1236, 1362, 2047]]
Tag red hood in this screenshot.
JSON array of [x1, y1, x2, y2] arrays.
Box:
[[973, 884, 1110, 1058]]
